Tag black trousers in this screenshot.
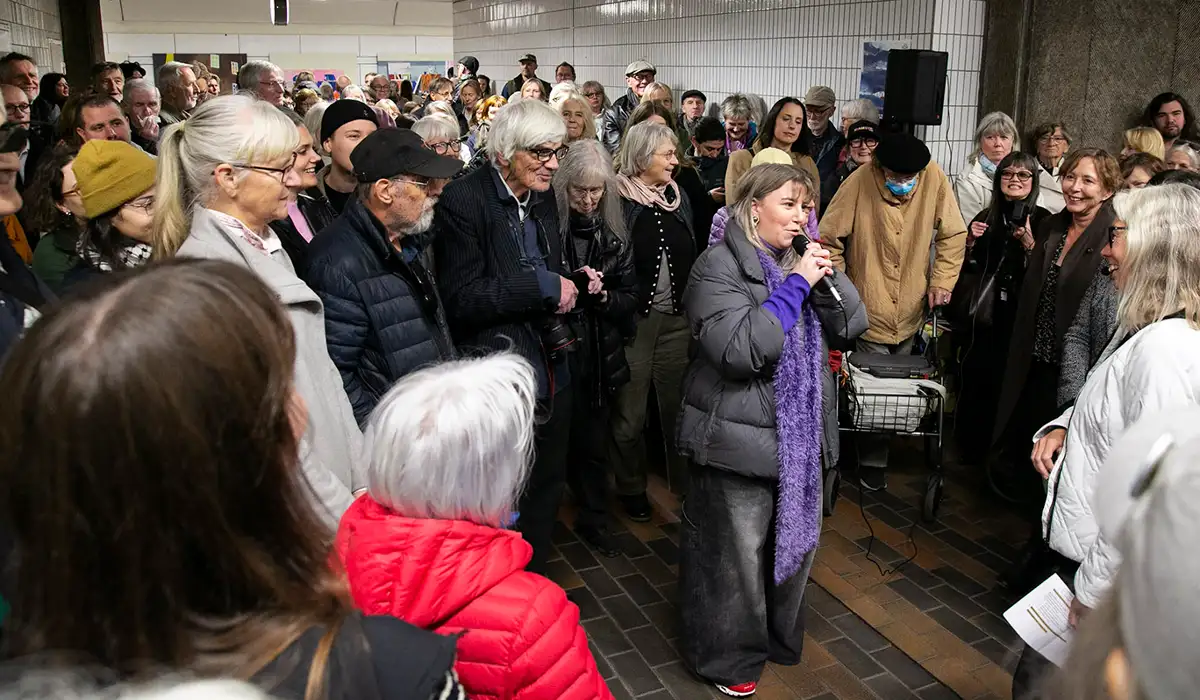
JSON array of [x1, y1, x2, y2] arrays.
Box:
[[566, 378, 611, 532], [679, 462, 815, 685], [518, 385, 573, 575], [1012, 555, 1080, 700]]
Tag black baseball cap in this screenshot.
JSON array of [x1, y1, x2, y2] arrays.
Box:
[[846, 120, 880, 142], [350, 128, 463, 182]]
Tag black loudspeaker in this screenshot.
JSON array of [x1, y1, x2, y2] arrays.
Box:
[[881, 50, 948, 128], [272, 0, 288, 26]]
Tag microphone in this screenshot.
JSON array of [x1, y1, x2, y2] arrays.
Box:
[[792, 232, 843, 304]]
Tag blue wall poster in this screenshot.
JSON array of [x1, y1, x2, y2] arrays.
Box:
[[859, 40, 913, 113]]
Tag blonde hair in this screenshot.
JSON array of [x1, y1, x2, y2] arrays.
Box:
[[153, 95, 300, 257], [642, 82, 673, 108], [559, 95, 596, 141], [1113, 183, 1200, 333], [730, 163, 815, 268], [1124, 126, 1166, 160]]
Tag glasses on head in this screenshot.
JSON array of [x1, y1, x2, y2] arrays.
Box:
[[1000, 170, 1033, 182], [124, 195, 155, 212], [426, 139, 462, 155], [1107, 224, 1128, 247], [1039, 135, 1068, 144], [527, 145, 570, 163], [233, 153, 298, 181]]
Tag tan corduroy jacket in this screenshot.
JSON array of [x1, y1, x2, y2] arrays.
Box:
[[819, 161, 968, 345]]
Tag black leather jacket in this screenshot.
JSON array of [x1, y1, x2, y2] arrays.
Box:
[[269, 187, 337, 275], [563, 212, 637, 404], [601, 90, 639, 154]]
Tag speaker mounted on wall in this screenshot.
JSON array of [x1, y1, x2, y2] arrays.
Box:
[[881, 50, 949, 131], [272, 0, 289, 26]]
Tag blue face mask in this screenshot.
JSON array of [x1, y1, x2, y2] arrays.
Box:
[[885, 176, 918, 197]]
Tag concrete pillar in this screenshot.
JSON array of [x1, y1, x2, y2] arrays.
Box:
[[978, 0, 1033, 129], [58, 0, 103, 87]]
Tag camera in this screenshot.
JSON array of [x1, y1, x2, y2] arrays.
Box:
[[541, 317, 577, 362]]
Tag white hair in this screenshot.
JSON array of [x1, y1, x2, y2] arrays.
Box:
[[840, 98, 880, 125], [303, 100, 330, 157], [1166, 142, 1200, 170], [364, 353, 537, 527], [153, 95, 299, 256], [236, 60, 281, 96], [340, 85, 365, 102], [121, 79, 159, 106], [156, 62, 192, 92], [412, 114, 460, 142], [970, 111, 1021, 163], [549, 81, 581, 107], [1113, 183, 1200, 333], [424, 99, 457, 123], [487, 99, 567, 163]]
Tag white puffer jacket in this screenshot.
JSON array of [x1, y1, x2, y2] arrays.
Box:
[[1038, 318, 1200, 607], [953, 159, 993, 225]]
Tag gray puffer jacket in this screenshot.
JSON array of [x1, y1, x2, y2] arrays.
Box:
[[677, 219, 868, 480], [1058, 272, 1119, 407]]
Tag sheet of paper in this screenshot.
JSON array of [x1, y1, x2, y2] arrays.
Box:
[[1003, 573, 1074, 666]]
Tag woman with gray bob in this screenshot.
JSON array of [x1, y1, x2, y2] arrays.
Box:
[[152, 95, 362, 525], [677, 164, 866, 697], [551, 139, 637, 556], [1051, 406, 1200, 700], [608, 122, 696, 522]]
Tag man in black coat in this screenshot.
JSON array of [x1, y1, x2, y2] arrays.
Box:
[[432, 99, 579, 574], [303, 128, 462, 426], [600, 59, 656, 154]]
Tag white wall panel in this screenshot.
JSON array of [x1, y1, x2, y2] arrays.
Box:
[[238, 34, 302, 55], [173, 33, 241, 54], [106, 32, 175, 54], [299, 34, 361, 54]]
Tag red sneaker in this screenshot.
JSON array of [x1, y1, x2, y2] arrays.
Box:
[[715, 681, 757, 697]]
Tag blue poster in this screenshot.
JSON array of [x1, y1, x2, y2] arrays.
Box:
[[859, 40, 912, 112]]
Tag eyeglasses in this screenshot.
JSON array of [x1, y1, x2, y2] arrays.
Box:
[[629, 71, 655, 83], [848, 137, 878, 148], [1107, 224, 1127, 247], [259, 80, 286, 91], [527, 145, 569, 163], [125, 195, 155, 212], [394, 178, 430, 189], [1038, 135, 1068, 144], [233, 153, 298, 181], [654, 149, 678, 159], [583, 92, 602, 98], [1000, 170, 1034, 182], [5, 103, 30, 114], [426, 139, 462, 155]]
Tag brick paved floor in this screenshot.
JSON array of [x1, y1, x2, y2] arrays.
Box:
[[555, 440, 1030, 700]]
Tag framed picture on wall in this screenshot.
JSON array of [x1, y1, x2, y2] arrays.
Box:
[[153, 53, 247, 96]]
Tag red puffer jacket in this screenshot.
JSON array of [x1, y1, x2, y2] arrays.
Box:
[[335, 496, 614, 700]]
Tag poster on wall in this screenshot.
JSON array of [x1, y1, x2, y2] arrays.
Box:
[[858, 40, 912, 112]]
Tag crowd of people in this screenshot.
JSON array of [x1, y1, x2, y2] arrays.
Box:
[[0, 46, 1197, 700]]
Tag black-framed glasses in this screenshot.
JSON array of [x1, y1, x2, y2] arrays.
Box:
[[527, 145, 569, 163], [1108, 224, 1127, 247], [1000, 170, 1034, 182], [233, 153, 298, 180], [426, 139, 462, 155], [848, 137, 878, 149], [583, 91, 602, 99]]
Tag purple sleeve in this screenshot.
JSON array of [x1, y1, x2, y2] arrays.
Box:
[[806, 207, 820, 243], [763, 274, 812, 329]]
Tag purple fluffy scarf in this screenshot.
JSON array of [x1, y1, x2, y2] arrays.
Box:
[[756, 248, 824, 584]]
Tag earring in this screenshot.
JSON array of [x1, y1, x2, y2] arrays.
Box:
[[751, 215, 759, 227]]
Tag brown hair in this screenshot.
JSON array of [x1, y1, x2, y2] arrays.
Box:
[[1120, 151, 1166, 184], [0, 259, 349, 689], [1061, 147, 1122, 195]]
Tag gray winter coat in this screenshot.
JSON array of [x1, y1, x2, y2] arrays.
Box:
[[178, 208, 362, 526], [677, 219, 868, 480], [1058, 272, 1119, 407]]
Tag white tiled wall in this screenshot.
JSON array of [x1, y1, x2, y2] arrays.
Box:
[[454, 0, 985, 175]]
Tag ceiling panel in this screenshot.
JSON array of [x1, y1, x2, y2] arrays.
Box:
[[108, 0, 454, 25]]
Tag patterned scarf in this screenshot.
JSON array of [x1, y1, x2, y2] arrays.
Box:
[[615, 173, 681, 212], [755, 248, 825, 584], [76, 235, 153, 272]]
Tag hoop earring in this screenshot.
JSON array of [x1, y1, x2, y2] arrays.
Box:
[[751, 215, 760, 226]]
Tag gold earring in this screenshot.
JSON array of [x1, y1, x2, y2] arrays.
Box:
[[752, 215, 760, 226]]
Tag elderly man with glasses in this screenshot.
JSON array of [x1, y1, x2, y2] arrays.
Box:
[[433, 99, 586, 575], [601, 59, 657, 154], [303, 128, 462, 425], [237, 60, 287, 107]]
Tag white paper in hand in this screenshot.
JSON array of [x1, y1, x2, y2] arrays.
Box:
[[1003, 573, 1075, 666]]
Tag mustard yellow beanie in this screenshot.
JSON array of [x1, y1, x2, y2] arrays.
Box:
[[74, 140, 157, 219]]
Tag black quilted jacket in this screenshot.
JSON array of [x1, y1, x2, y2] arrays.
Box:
[[303, 197, 454, 426]]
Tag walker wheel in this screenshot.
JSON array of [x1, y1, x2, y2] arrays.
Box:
[[823, 470, 841, 517], [922, 475, 944, 523]]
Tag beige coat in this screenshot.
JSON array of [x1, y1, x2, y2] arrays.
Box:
[[724, 145, 821, 202], [820, 161, 968, 345]]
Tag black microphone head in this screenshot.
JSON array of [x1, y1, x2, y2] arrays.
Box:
[[1011, 200, 1029, 222]]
